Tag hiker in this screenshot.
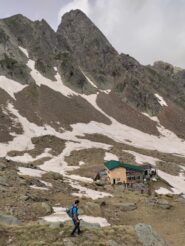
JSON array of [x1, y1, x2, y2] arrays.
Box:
[[70, 200, 82, 236]]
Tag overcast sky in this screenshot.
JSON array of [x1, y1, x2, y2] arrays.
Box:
[[1, 0, 185, 68]]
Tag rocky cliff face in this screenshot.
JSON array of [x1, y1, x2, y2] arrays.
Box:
[[0, 9, 185, 136]]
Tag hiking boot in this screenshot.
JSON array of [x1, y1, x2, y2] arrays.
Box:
[[70, 233, 76, 237], [78, 230, 83, 235]]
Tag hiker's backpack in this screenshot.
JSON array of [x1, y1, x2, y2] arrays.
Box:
[[66, 205, 74, 218]]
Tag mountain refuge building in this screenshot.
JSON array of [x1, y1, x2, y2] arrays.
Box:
[[104, 160, 155, 185]]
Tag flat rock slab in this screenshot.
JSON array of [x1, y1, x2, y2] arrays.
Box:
[[0, 214, 21, 225], [116, 203, 137, 211], [157, 199, 172, 209], [135, 223, 168, 246]]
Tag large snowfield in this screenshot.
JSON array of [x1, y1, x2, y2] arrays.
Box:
[[0, 46, 185, 200]]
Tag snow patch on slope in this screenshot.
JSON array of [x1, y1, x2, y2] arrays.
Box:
[[155, 93, 168, 107], [0, 103, 56, 157], [40, 140, 111, 199], [30, 185, 49, 191], [19, 46, 29, 58], [125, 150, 160, 166], [6, 148, 52, 163], [43, 207, 110, 227], [18, 167, 46, 177], [104, 152, 119, 161], [155, 187, 173, 195], [70, 93, 185, 156], [80, 70, 98, 88], [0, 76, 27, 99], [158, 170, 185, 194], [27, 58, 77, 97]]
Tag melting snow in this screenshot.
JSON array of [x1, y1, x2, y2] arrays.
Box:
[[6, 148, 52, 163], [104, 152, 119, 161], [18, 167, 46, 177], [43, 207, 110, 227], [155, 187, 173, 195], [0, 104, 58, 157], [80, 70, 98, 88], [40, 141, 111, 199], [69, 175, 93, 183], [0, 76, 27, 99], [1, 51, 185, 200], [125, 150, 160, 166], [79, 161, 85, 166], [30, 180, 52, 190], [158, 170, 185, 194], [27, 58, 77, 97], [19, 46, 29, 58], [155, 93, 168, 107], [30, 185, 49, 191], [40, 180, 53, 187], [70, 180, 112, 200]]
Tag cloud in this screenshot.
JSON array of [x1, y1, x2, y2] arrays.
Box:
[[59, 0, 185, 68]]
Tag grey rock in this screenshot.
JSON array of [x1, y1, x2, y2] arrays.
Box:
[[157, 199, 172, 209], [0, 176, 9, 186], [135, 223, 168, 246], [177, 198, 185, 203], [0, 214, 21, 225], [50, 172, 63, 181], [0, 162, 6, 171], [116, 202, 137, 211], [19, 194, 30, 201], [95, 180, 105, 186], [41, 202, 53, 214]]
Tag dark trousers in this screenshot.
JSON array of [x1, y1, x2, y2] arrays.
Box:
[[71, 220, 81, 235]]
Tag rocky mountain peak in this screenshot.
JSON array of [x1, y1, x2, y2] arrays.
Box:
[[57, 9, 121, 89]]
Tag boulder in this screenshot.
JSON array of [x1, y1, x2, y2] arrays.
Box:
[[0, 214, 21, 225], [157, 199, 172, 209], [95, 180, 105, 186], [50, 172, 63, 181], [135, 223, 168, 246], [0, 176, 9, 186], [0, 162, 6, 171], [19, 194, 30, 201], [41, 202, 53, 214], [116, 203, 137, 211], [177, 197, 185, 203]]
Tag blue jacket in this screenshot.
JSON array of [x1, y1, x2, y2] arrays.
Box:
[[72, 205, 78, 219]]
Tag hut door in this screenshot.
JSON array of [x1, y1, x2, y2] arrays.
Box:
[[113, 179, 116, 185]]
